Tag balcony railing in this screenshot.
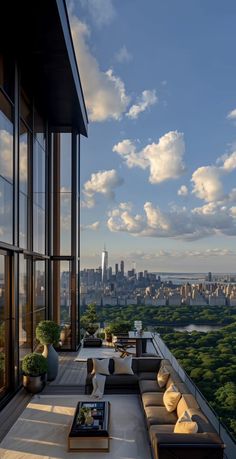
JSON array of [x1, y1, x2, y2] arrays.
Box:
[[152, 333, 236, 459]]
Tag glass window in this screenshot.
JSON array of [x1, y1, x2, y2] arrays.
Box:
[[60, 134, 72, 254], [19, 122, 29, 249], [34, 109, 45, 149], [33, 141, 45, 254], [0, 252, 10, 398], [53, 260, 71, 349], [33, 260, 46, 347], [20, 89, 32, 128], [19, 255, 32, 360], [0, 91, 13, 245]]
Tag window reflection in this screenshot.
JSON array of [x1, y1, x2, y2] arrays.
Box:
[[19, 122, 29, 249], [19, 256, 31, 360], [53, 260, 72, 349], [0, 91, 13, 245], [33, 141, 45, 254], [0, 253, 9, 396], [33, 260, 46, 346]]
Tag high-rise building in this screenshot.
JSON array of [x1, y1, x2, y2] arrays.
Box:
[[102, 247, 108, 283], [115, 263, 119, 276], [120, 260, 124, 276]]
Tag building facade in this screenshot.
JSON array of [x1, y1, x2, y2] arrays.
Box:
[[0, 0, 88, 408]]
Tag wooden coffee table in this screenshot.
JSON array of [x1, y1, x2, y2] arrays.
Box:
[[68, 401, 110, 452]]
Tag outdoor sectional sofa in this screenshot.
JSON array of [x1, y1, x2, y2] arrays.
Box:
[[86, 357, 225, 459]]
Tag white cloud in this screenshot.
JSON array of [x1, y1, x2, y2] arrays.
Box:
[[191, 166, 223, 202], [113, 131, 186, 184], [107, 199, 236, 240], [81, 221, 100, 231], [79, 0, 115, 27], [126, 90, 158, 119], [82, 169, 123, 207], [69, 15, 130, 121], [119, 202, 133, 211], [115, 45, 132, 63], [178, 185, 188, 196], [221, 150, 236, 172], [0, 129, 13, 180], [227, 108, 236, 120]]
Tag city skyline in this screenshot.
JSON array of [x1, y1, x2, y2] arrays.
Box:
[[68, 0, 236, 272]]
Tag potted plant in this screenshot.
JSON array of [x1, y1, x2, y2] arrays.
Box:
[[22, 352, 48, 393], [81, 303, 99, 336], [36, 320, 60, 381]]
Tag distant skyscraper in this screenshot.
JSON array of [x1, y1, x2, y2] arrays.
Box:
[[115, 263, 119, 276], [102, 247, 108, 283], [120, 260, 124, 276]]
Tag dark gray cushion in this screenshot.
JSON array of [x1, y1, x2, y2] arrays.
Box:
[[142, 392, 164, 408], [105, 374, 139, 387], [139, 379, 163, 394], [145, 406, 178, 427], [137, 358, 162, 373], [139, 372, 157, 380]]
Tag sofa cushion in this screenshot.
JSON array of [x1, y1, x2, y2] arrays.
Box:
[[105, 374, 139, 386], [138, 372, 157, 381], [149, 424, 175, 437], [187, 408, 216, 433], [157, 366, 170, 388], [142, 392, 164, 408], [92, 358, 110, 375], [177, 394, 199, 418], [163, 384, 181, 412], [139, 379, 162, 394], [174, 410, 198, 434], [145, 406, 178, 427], [137, 358, 162, 373], [113, 356, 134, 375]]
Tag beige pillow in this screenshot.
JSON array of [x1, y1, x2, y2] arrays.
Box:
[[92, 358, 110, 375], [174, 410, 198, 434], [157, 366, 170, 388], [163, 384, 181, 412], [113, 356, 134, 375]]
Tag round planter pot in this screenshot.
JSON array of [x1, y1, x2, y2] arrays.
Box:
[[23, 373, 47, 394], [42, 344, 59, 381]]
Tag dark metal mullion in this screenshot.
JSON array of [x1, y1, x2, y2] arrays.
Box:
[[71, 130, 78, 350], [45, 122, 49, 319], [12, 63, 19, 391], [77, 134, 81, 345], [47, 130, 53, 320]]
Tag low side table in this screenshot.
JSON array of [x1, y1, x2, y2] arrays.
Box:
[[68, 401, 110, 452]]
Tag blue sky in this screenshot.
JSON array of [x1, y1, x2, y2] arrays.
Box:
[[68, 0, 236, 272]]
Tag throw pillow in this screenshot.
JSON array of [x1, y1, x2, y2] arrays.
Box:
[[113, 356, 134, 375], [157, 365, 170, 388], [163, 384, 181, 412], [174, 410, 198, 434], [92, 358, 110, 375]]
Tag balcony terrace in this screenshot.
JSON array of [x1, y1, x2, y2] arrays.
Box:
[[0, 336, 235, 459]]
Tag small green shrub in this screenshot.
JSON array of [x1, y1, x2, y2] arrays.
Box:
[[22, 353, 48, 376], [109, 320, 131, 335], [36, 320, 60, 345]]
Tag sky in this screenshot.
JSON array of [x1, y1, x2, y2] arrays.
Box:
[[67, 0, 236, 273]]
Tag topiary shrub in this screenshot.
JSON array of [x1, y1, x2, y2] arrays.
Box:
[[22, 353, 48, 376], [36, 320, 61, 345]]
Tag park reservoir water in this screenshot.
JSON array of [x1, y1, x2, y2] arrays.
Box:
[[174, 324, 224, 333]]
